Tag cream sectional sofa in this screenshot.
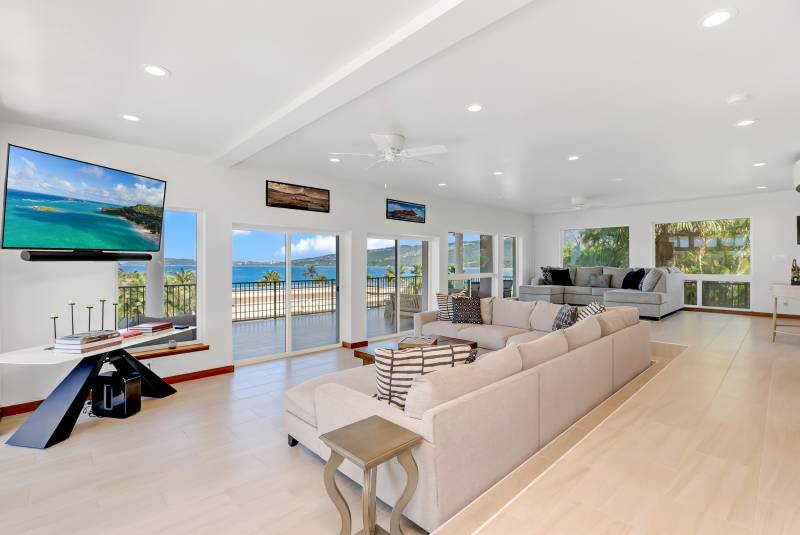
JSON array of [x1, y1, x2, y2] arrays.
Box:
[[283, 302, 651, 532]]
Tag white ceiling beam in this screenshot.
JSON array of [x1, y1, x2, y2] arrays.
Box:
[[214, 0, 536, 167]]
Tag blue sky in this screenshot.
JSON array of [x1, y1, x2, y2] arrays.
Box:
[[232, 231, 341, 262], [6, 146, 165, 206], [163, 211, 197, 259]]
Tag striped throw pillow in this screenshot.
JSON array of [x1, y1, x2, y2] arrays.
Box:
[[374, 344, 476, 409], [436, 291, 466, 321], [577, 301, 606, 322]]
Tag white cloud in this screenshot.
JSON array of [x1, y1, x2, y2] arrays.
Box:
[[79, 165, 105, 178], [113, 181, 165, 206], [232, 230, 252, 236], [21, 157, 36, 175], [277, 234, 336, 258], [368, 239, 395, 250]]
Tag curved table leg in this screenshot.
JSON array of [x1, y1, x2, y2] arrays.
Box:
[[390, 450, 419, 535], [324, 450, 351, 535]]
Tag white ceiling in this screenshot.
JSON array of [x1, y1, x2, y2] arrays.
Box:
[[2, 0, 800, 214]]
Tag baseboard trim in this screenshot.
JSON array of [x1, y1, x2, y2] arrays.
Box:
[[684, 307, 800, 319], [342, 340, 368, 349], [129, 343, 210, 361], [0, 365, 234, 418]]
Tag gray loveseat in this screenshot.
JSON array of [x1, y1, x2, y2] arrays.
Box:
[[519, 266, 684, 319]]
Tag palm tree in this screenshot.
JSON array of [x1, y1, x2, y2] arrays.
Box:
[[303, 265, 319, 280], [258, 270, 283, 283], [167, 267, 196, 285]]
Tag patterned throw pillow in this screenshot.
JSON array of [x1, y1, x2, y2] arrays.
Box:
[[541, 266, 554, 285], [374, 344, 476, 409], [452, 296, 482, 324], [577, 301, 606, 322], [552, 304, 578, 330], [436, 291, 465, 321]]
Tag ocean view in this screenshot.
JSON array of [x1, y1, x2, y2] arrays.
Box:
[[3, 189, 160, 251]]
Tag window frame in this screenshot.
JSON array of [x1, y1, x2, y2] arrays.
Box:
[[446, 231, 499, 297], [559, 225, 631, 269]]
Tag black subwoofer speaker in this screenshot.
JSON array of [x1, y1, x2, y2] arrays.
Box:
[[92, 371, 141, 418]]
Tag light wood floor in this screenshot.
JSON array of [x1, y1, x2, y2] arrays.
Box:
[[451, 312, 800, 535], [2, 312, 798, 534]]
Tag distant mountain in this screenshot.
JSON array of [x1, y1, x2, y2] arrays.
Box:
[[165, 258, 196, 266]]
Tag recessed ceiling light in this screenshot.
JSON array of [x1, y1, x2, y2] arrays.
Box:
[[568, 155, 580, 161], [466, 103, 483, 112], [493, 171, 504, 176], [121, 114, 140, 122], [736, 119, 756, 127], [756, 185, 768, 190], [438, 183, 447, 187], [752, 162, 767, 167], [328, 157, 341, 163], [699, 8, 737, 29], [142, 64, 170, 77], [727, 93, 749, 105]]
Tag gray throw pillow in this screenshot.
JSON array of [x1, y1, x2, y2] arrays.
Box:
[[575, 267, 603, 287], [603, 267, 632, 289], [588, 274, 612, 288], [641, 269, 663, 292]]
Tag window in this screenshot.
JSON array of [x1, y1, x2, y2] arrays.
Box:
[[654, 218, 750, 274], [655, 218, 751, 309], [503, 236, 517, 297], [118, 209, 198, 327], [448, 232, 495, 297], [562, 227, 629, 268]]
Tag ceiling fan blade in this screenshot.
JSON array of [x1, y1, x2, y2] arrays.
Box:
[[370, 133, 405, 151], [407, 158, 434, 165], [403, 145, 447, 158], [330, 152, 374, 157], [365, 160, 385, 171]]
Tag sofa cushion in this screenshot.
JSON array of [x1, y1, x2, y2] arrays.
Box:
[[520, 285, 564, 296], [518, 330, 569, 370], [563, 316, 602, 350], [480, 297, 494, 324], [595, 308, 637, 336], [530, 301, 563, 332], [622, 268, 646, 290], [588, 274, 612, 288], [564, 286, 592, 296], [591, 287, 611, 296], [550, 268, 573, 286], [506, 330, 547, 346], [653, 267, 670, 293], [421, 320, 471, 338], [575, 267, 603, 286], [603, 267, 633, 289], [374, 344, 475, 410], [452, 296, 482, 324], [403, 345, 522, 419], [284, 364, 376, 426], [492, 299, 536, 329], [641, 268, 662, 292], [458, 324, 529, 350], [606, 289, 666, 305], [436, 291, 465, 321]]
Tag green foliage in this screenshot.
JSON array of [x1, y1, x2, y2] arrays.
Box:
[[655, 218, 750, 275], [562, 227, 630, 268], [259, 270, 283, 283]]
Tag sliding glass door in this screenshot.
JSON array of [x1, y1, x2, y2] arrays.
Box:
[[366, 238, 428, 339], [232, 228, 339, 361]]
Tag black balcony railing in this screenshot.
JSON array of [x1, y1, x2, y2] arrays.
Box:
[[117, 283, 197, 327]]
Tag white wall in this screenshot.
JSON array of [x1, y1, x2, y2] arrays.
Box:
[[0, 121, 534, 405], [532, 191, 800, 314]]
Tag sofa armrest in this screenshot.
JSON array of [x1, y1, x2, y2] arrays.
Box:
[[414, 310, 439, 336], [314, 383, 429, 441]]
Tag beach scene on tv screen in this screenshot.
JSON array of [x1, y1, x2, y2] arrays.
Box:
[[2, 146, 165, 251]]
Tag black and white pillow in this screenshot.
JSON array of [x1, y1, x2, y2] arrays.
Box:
[[541, 266, 554, 285], [374, 344, 476, 409], [552, 304, 578, 330], [436, 291, 465, 321], [577, 301, 606, 321], [452, 296, 482, 324]]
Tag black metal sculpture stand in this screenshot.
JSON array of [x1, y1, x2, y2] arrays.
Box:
[[6, 348, 176, 449]]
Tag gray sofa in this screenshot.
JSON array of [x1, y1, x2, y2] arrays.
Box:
[[519, 266, 684, 319]]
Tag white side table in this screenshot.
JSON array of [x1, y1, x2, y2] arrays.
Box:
[[770, 284, 800, 342]]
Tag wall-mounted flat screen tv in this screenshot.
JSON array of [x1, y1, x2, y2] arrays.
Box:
[[2, 145, 166, 252]]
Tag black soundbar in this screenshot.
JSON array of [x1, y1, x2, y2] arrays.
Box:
[[20, 250, 153, 262]]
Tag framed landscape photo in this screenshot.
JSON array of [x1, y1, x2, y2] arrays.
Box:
[[386, 198, 425, 224], [266, 180, 330, 213]]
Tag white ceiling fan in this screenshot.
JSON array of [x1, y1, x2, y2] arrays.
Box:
[[331, 134, 447, 170]]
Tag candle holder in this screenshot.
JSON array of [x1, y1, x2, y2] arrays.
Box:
[[68, 300, 76, 335], [112, 302, 118, 330], [86, 305, 94, 332], [99, 298, 107, 330], [136, 301, 143, 326], [50, 313, 59, 339]]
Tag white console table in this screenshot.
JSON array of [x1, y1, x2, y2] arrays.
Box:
[[771, 284, 800, 342], [0, 327, 195, 448]]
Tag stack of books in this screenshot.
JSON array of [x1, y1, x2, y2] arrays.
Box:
[[130, 321, 173, 334], [54, 330, 123, 354]]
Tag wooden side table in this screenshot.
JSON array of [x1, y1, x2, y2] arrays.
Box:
[[319, 416, 423, 535]]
